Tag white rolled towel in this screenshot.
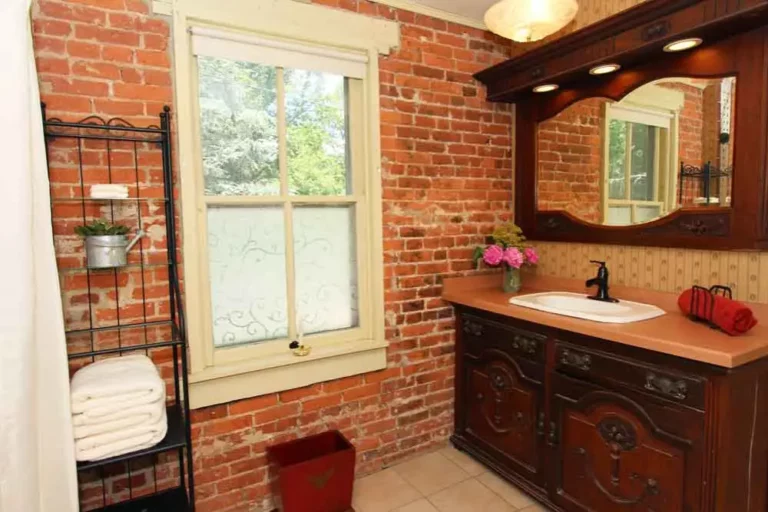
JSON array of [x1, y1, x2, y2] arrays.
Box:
[[73, 399, 166, 439], [75, 408, 168, 462], [71, 355, 165, 419]]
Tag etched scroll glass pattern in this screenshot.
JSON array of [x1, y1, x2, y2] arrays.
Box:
[[207, 206, 288, 346], [293, 206, 358, 335]]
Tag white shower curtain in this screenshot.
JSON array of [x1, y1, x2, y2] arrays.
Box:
[[0, 0, 79, 511]]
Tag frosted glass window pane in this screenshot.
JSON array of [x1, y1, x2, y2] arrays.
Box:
[[636, 205, 661, 223], [293, 206, 358, 335], [207, 206, 288, 347], [197, 56, 280, 196], [285, 69, 350, 196], [606, 206, 631, 226]]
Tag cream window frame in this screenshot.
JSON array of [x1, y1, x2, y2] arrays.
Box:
[[169, 0, 399, 408], [601, 84, 684, 225]]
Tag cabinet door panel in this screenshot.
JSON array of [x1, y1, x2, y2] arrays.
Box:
[[551, 374, 702, 512], [465, 348, 545, 484]]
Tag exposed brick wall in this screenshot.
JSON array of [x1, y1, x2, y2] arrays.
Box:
[[663, 81, 704, 206], [537, 98, 604, 223], [33, 0, 513, 510]]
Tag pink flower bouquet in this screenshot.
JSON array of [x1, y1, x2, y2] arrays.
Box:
[[472, 223, 539, 292]]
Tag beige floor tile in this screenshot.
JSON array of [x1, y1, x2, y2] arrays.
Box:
[[428, 478, 516, 512], [477, 471, 535, 509], [352, 468, 422, 512], [394, 451, 471, 496], [392, 498, 440, 512], [438, 446, 487, 477], [519, 504, 553, 512]]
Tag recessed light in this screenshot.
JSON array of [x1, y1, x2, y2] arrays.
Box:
[[533, 84, 559, 93], [589, 63, 621, 75], [664, 38, 703, 52]]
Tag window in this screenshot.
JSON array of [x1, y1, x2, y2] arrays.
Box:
[[173, 7, 398, 408], [602, 85, 683, 225]]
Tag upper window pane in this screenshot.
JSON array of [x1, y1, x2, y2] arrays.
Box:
[[608, 120, 627, 200], [197, 56, 279, 196], [630, 123, 656, 201], [285, 69, 350, 196]]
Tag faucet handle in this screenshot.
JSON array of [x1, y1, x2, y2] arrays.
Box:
[[589, 260, 607, 267]]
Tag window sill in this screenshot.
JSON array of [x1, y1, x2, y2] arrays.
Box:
[[189, 339, 388, 409]]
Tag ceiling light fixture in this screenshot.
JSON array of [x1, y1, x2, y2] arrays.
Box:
[[533, 84, 559, 93], [663, 38, 703, 52], [589, 63, 621, 75], [484, 0, 579, 43]]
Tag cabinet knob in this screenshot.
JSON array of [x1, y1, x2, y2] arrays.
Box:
[[515, 412, 524, 422], [476, 392, 484, 401]]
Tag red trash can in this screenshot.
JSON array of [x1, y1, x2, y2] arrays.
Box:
[[267, 430, 356, 512]]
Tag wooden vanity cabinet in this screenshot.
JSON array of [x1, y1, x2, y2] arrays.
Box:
[[452, 306, 768, 512]]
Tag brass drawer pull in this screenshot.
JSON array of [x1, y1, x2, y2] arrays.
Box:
[[463, 320, 484, 337], [560, 349, 592, 371], [645, 372, 688, 400], [512, 334, 538, 355]]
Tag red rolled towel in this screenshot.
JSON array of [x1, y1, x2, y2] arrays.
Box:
[[678, 288, 758, 335]]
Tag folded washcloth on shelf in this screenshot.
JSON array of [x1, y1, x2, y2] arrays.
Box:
[[73, 399, 166, 439], [75, 408, 168, 462], [71, 355, 165, 419], [90, 184, 129, 199]]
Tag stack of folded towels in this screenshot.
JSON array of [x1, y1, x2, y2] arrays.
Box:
[[71, 355, 168, 462]]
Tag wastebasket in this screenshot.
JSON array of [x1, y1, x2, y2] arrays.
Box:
[[267, 430, 356, 512]]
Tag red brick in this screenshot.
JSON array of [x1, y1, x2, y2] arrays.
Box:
[[202, 415, 253, 436], [136, 49, 170, 67], [302, 393, 343, 412], [227, 394, 278, 416], [102, 45, 134, 63], [253, 403, 300, 424], [279, 384, 321, 403]]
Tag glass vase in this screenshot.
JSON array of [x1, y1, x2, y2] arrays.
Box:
[[503, 266, 522, 293]]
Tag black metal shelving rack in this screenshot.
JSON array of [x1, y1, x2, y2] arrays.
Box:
[[679, 161, 732, 206], [42, 105, 195, 511]]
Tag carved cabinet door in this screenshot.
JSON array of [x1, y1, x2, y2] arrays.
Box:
[[550, 374, 702, 512], [464, 348, 545, 484]]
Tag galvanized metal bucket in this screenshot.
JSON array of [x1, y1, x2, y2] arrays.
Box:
[[84, 231, 144, 269]]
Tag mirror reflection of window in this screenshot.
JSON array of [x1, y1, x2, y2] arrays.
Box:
[[536, 76, 736, 227]]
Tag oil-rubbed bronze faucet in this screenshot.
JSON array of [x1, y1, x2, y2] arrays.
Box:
[[586, 260, 619, 303]]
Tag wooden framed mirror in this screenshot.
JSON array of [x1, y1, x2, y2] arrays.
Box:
[[475, 0, 768, 249]]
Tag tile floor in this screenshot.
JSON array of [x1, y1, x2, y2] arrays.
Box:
[[352, 446, 552, 512]]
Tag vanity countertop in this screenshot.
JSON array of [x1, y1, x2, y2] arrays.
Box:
[[442, 273, 768, 368]]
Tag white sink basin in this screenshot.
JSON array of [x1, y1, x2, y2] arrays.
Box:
[[509, 292, 666, 324]]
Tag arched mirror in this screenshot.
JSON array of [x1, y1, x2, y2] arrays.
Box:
[[536, 76, 736, 227]]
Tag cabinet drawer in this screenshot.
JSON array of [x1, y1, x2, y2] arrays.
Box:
[[461, 313, 546, 363], [554, 342, 706, 410]]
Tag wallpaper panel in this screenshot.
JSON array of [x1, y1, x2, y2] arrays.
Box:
[[534, 242, 768, 304]]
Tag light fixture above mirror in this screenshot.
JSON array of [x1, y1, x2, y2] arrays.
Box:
[[589, 63, 621, 75], [533, 84, 559, 93], [664, 38, 703, 52], [484, 0, 579, 43]]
